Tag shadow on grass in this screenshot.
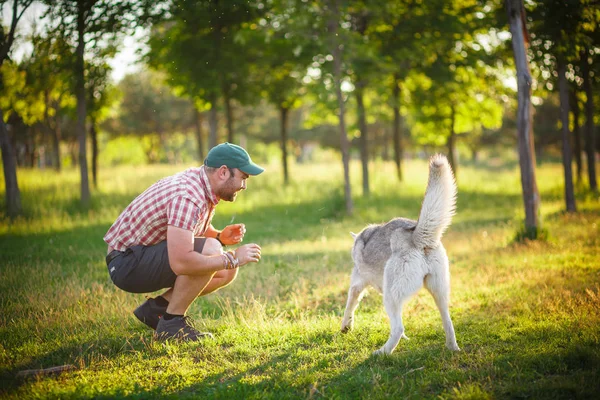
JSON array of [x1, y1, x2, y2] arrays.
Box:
[[2, 259, 599, 399], [0, 321, 151, 393]]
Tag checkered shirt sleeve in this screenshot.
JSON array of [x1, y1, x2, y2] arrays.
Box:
[[167, 196, 200, 231]]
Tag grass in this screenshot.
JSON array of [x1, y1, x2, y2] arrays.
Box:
[[0, 155, 599, 399]]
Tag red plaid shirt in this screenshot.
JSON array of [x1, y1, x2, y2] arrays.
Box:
[[104, 166, 219, 251]]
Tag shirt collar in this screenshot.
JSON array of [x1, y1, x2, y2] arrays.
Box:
[[199, 166, 219, 206]]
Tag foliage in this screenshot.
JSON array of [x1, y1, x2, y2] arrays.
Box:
[[0, 60, 42, 125], [103, 69, 195, 138], [146, 0, 263, 109]]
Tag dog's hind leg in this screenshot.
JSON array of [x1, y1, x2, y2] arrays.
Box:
[[424, 271, 460, 351], [374, 303, 407, 356], [341, 270, 368, 333], [374, 271, 421, 355]]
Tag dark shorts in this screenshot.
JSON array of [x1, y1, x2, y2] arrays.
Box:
[[106, 238, 207, 293]]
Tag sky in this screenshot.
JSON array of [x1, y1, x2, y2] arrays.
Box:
[[2, 2, 144, 83]]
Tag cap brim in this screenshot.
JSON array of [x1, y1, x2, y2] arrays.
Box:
[[239, 162, 265, 176]]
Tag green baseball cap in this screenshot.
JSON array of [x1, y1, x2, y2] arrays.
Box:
[[204, 142, 265, 175]]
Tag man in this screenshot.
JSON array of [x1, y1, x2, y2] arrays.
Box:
[[104, 142, 264, 341]]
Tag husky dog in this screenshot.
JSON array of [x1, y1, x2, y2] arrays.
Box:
[[341, 154, 460, 355]]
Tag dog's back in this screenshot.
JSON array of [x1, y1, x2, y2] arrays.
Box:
[[351, 218, 415, 290]]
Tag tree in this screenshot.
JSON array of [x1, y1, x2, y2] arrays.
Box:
[[346, 1, 381, 196], [147, 0, 262, 149], [374, 0, 491, 181], [86, 56, 115, 187], [528, 0, 596, 211], [104, 70, 196, 163], [22, 29, 74, 172], [529, 0, 599, 196], [558, 60, 576, 211], [581, 46, 597, 191], [505, 0, 541, 238], [327, 0, 353, 215], [242, 0, 316, 185], [44, 0, 151, 205], [0, 0, 33, 217], [571, 88, 583, 182]]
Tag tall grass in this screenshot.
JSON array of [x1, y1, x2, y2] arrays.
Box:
[[1, 156, 599, 399]]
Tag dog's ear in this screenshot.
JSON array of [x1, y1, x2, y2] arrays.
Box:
[[350, 232, 357, 240]]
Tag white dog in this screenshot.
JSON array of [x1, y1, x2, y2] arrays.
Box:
[[341, 154, 460, 355]]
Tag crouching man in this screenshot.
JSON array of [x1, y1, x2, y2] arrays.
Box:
[[103, 143, 264, 341]]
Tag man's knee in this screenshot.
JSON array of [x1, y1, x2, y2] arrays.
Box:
[[202, 238, 223, 255], [220, 268, 238, 284], [210, 268, 238, 289]]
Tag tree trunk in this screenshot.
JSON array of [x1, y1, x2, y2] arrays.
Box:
[[558, 60, 576, 212], [392, 74, 403, 181], [44, 91, 62, 172], [208, 94, 218, 149], [25, 127, 35, 168], [581, 48, 597, 191], [506, 0, 541, 237], [571, 88, 582, 182], [471, 147, 479, 162], [356, 81, 369, 196], [76, 5, 90, 205], [448, 104, 458, 177], [328, 0, 353, 215], [70, 141, 78, 167], [194, 108, 205, 162], [90, 119, 98, 188], [51, 117, 61, 172], [0, 110, 22, 217], [224, 94, 234, 144], [280, 106, 289, 185]]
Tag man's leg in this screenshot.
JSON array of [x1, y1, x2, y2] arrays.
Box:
[[162, 239, 240, 314], [162, 238, 222, 315], [159, 241, 238, 307], [154, 239, 240, 341], [131, 238, 239, 335], [198, 268, 238, 296]]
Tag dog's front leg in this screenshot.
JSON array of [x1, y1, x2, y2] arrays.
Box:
[[341, 272, 367, 333], [424, 272, 460, 351]]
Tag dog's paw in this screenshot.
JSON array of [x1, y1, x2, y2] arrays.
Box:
[[373, 347, 390, 356], [340, 320, 353, 333], [446, 343, 461, 351]]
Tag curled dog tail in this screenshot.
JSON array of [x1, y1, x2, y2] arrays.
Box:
[[412, 154, 457, 249]]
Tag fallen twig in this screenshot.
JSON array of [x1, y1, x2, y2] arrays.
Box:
[[16, 364, 76, 378]]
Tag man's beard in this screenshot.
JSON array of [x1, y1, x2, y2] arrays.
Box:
[[217, 180, 240, 202]]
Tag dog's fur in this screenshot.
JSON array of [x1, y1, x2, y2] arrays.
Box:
[[341, 154, 460, 355]]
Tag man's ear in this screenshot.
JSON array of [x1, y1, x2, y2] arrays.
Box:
[[218, 165, 230, 180]]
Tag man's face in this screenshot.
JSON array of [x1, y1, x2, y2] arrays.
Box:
[[218, 168, 249, 202]]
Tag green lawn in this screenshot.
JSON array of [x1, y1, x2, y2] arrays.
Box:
[[1, 156, 599, 399]]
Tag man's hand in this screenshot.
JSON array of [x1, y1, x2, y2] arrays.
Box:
[[219, 224, 246, 245], [234, 243, 262, 266]]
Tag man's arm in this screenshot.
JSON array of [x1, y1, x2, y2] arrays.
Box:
[[204, 224, 220, 239], [167, 225, 225, 276], [205, 223, 246, 245]]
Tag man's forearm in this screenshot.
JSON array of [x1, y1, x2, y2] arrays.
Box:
[[171, 251, 224, 276], [204, 225, 220, 238]]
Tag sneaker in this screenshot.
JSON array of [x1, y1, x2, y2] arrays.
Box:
[[133, 297, 167, 330], [155, 316, 214, 342]]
